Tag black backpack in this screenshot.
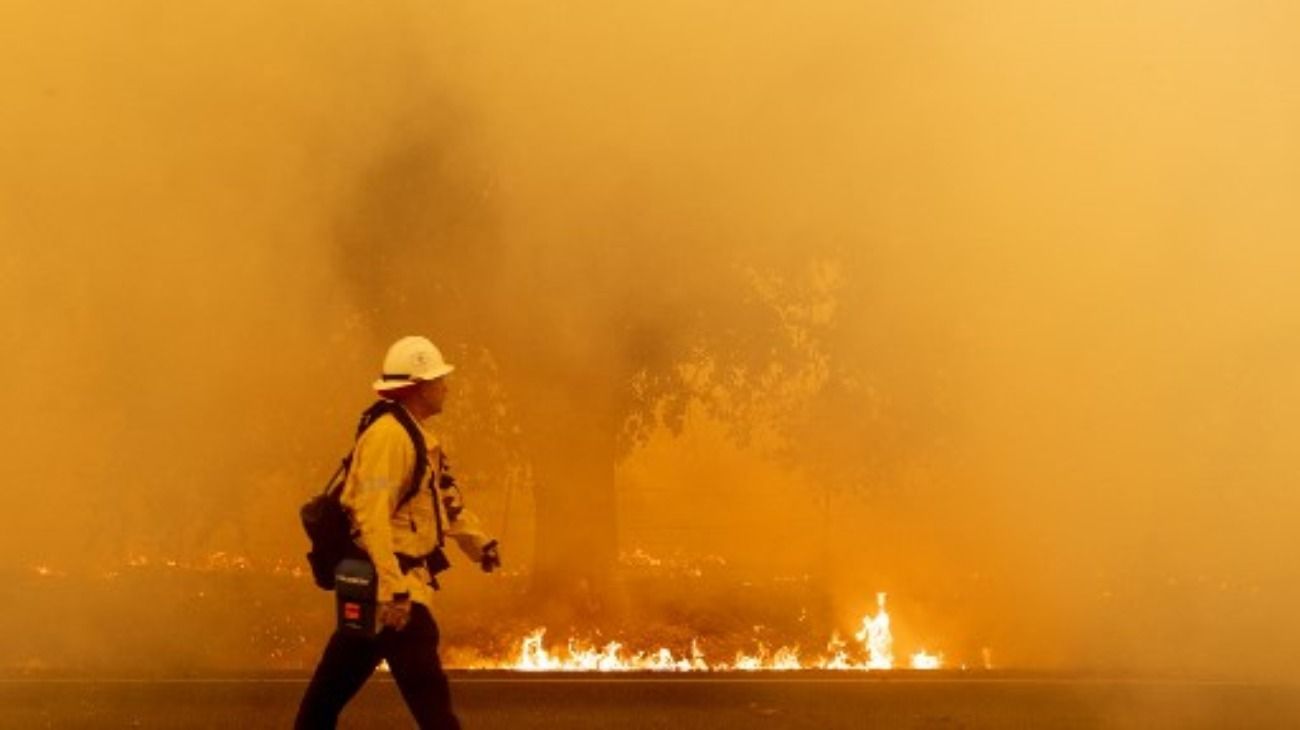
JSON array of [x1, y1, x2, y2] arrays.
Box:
[[301, 400, 430, 590]]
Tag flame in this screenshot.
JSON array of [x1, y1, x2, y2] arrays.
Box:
[[499, 592, 946, 672], [27, 550, 956, 671], [32, 552, 952, 672], [854, 592, 894, 669], [910, 651, 943, 670], [818, 632, 852, 670], [516, 628, 558, 670]]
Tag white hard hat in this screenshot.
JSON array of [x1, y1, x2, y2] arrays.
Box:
[[372, 336, 455, 392]]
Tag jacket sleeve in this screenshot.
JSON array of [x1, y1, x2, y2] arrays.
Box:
[[340, 419, 412, 603], [442, 482, 493, 562]]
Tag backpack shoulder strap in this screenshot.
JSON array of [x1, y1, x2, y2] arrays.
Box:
[[327, 400, 430, 510], [354, 400, 398, 438], [370, 400, 430, 512], [322, 400, 395, 498]]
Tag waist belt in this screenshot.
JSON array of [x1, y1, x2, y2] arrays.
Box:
[[395, 552, 426, 573], [395, 548, 449, 590]]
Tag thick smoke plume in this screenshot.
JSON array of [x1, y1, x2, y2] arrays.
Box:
[[2, 2, 1299, 679]]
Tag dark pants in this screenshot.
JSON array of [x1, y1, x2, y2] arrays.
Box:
[[295, 603, 461, 730]]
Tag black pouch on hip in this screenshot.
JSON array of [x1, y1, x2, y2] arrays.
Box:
[[334, 558, 378, 638], [425, 547, 451, 577]]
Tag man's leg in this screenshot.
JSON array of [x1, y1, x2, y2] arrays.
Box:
[[382, 604, 461, 730], [294, 630, 382, 730]]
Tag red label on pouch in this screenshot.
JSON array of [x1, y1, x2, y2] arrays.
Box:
[[343, 603, 361, 620]]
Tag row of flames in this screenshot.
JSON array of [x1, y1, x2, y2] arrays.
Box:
[[501, 593, 944, 672], [33, 557, 948, 672]]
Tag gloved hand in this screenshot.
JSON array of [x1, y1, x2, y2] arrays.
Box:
[[378, 594, 412, 631], [480, 540, 501, 573]]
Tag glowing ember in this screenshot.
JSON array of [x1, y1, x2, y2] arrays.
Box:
[[496, 592, 944, 672]]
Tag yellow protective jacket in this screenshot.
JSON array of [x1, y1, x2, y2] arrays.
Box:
[[338, 407, 492, 607]]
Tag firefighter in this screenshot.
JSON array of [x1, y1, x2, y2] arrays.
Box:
[[296, 336, 500, 730]]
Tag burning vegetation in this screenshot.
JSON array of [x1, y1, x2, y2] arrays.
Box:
[[11, 553, 962, 674], [498, 593, 943, 672]]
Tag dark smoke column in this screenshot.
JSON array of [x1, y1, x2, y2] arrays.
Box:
[[329, 139, 633, 612], [507, 350, 621, 609]]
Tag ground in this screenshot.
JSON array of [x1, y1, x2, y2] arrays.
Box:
[[2, 673, 1298, 729]]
